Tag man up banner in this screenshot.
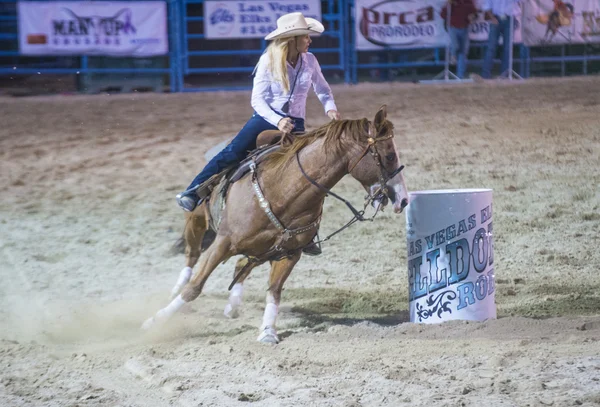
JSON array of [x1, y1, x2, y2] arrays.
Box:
[[18, 1, 168, 56]]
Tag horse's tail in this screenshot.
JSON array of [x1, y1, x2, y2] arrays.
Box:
[[169, 228, 216, 256], [169, 236, 186, 255]]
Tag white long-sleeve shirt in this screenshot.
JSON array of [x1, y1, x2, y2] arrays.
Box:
[[251, 52, 337, 127], [482, 0, 521, 17]]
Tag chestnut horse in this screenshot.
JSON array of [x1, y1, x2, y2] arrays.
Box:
[[142, 106, 409, 343]]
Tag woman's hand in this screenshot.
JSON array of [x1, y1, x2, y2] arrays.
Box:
[[277, 117, 294, 133], [327, 110, 341, 120]]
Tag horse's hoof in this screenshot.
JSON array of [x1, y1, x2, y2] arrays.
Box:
[[141, 317, 156, 331], [223, 304, 240, 319], [257, 327, 279, 344]]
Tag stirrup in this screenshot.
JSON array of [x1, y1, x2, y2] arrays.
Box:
[[302, 237, 322, 256], [176, 181, 214, 212]]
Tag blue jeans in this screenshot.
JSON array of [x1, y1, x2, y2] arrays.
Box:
[[448, 27, 470, 79], [482, 16, 513, 79], [186, 112, 304, 190]]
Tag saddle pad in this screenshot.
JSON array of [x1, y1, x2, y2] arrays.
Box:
[[207, 143, 283, 231], [208, 174, 230, 232]]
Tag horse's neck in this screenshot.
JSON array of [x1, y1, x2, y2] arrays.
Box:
[[298, 138, 349, 190], [260, 138, 349, 220]]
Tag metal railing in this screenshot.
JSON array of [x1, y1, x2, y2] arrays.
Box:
[[0, 0, 598, 94]]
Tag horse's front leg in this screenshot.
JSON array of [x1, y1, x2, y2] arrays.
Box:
[[224, 257, 259, 319], [257, 252, 302, 344], [142, 237, 230, 330]]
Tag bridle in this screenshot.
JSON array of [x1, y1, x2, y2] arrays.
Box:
[[347, 122, 405, 206], [296, 121, 405, 243]]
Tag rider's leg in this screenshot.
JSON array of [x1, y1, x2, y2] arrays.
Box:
[[177, 113, 277, 211]]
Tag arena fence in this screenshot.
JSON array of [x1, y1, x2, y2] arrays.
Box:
[[0, 0, 598, 94], [180, 0, 347, 92]]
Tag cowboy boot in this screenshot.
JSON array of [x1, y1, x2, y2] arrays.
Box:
[[176, 178, 217, 212], [176, 186, 201, 212]]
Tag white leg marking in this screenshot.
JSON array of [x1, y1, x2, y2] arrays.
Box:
[[261, 293, 278, 330], [257, 293, 279, 343], [141, 294, 186, 330], [224, 283, 244, 318], [171, 267, 192, 299]]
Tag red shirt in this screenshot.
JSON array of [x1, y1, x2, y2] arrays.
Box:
[[440, 0, 477, 29]]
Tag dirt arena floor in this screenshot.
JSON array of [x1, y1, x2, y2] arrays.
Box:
[[1, 76, 599, 407]]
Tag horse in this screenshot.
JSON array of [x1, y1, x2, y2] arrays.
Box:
[[142, 105, 409, 344]]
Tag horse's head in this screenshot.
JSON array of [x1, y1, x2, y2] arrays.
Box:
[[348, 105, 409, 214]]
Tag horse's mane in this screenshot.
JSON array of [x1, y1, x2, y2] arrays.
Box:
[[262, 118, 371, 173]]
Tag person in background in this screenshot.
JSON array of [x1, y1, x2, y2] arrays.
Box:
[[481, 0, 522, 79], [441, 0, 477, 79]]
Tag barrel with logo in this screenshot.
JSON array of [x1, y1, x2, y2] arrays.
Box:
[[405, 189, 496, 324]]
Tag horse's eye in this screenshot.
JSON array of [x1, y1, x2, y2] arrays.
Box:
[[386, 153, 396, 162]]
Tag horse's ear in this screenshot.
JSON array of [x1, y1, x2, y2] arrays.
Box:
[[374, 105, 387, 129]]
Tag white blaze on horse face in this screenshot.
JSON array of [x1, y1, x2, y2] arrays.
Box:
[[389, 171, 409, 213], [388, 139, 409, 214]]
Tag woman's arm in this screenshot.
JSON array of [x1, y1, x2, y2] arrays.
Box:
[[251, 56, 285, 127], [310, 54, 338, 117]]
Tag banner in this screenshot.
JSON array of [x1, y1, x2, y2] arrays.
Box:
[[355, 0, 448, 50], [354, 0, 522, 50], [522, 0, 600, 45], [18, 1, 168, 56], [204, 1, 322, 39]]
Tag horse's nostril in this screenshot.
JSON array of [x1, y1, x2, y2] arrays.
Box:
[[401, 198, 409, 209]]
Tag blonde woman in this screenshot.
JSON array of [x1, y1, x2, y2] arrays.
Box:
[[177, 12, 341, 215]]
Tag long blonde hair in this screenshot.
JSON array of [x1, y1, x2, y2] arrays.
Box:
[[266, 37, 294, 94]]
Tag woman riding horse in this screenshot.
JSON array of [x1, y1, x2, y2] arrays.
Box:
[[143, 106, 410, 344], [176, 12, 341, 214]]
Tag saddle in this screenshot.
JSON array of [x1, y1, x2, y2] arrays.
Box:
[[192, 130, 287, 200], [201, 130, 299, 232]]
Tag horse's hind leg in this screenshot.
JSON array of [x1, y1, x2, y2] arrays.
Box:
[[142, 236, 231, 330], [170, 209, 209, 300], [257, 252, 302, 344], [224, 258, 259, 319]]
